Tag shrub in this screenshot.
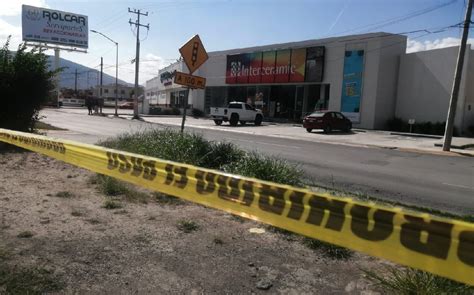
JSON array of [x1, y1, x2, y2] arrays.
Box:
[[222, 152, 305, 187], [148, 107, 162, 115], [192, 108, 205, 118], [385, 117, 458, 136], [100, 129, 307, 186], [149, 107, 181, 116], [100, 129, 242, 169], [172, 107, 181, 115], [0, 38, 56, 132]]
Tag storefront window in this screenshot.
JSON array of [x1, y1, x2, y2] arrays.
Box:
[[228, 87, 247, 102], [255, 86, 270, 116]]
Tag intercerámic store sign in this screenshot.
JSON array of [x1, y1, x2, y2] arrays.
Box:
[[22, 5, 88, 49], [225, 46, 324, 84]]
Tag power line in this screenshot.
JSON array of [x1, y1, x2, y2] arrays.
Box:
[[321, 0, 458, 38]]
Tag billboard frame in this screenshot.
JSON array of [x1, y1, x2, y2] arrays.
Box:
[[22, 4, 89, 52]]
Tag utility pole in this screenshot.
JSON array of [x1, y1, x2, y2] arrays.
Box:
[[442, 0, 472, 151], [54, 48, 60, 108], [74, 68, 78, 95], [100, 57, 103, 98], [129, 8, 149, 119], [90, 30, 119, 116]]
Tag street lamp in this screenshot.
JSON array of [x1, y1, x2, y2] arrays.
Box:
[[90, 29, 119, 116]]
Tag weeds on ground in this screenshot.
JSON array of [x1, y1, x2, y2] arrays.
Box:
[[302, 238, 353, 260], [93, 174, 149, 204], [266, 226, 297, 241], [54, 191, 74, 198], [230, 214, 247, 223], [102, 199, 123, 210], [177, 220, 199, 233], [213, 237, 224, 245], [364, 267, 474, 295], [0, 264, 63, 294], [94, 174, 128, 196], [0, 247, 10, 260], [153, 192, 184, 205], [17, 231, 34, 238], [71, 210, 85, 217], [99, 129, 303, 186], [85, 218, 101, 224], [222, 152, 305, 187]]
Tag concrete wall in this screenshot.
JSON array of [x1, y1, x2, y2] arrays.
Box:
[[373, 36, 406, 129], [462, 49, 474, 134], [395, 45, 471, 132]]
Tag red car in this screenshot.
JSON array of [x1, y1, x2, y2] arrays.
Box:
[[118, 102, 134, 109], [303, 111, 352, 133]]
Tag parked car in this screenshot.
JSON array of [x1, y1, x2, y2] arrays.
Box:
[[118, 102, 134, 109], [303, 111, 352, 133], [59, 98, 85, 107], [210, 102, 263, 126]]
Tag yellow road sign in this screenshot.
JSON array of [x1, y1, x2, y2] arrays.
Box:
[[174, 71, 206, 89], [179, 34, 209, 74]]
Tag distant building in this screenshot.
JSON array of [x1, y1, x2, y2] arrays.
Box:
[[145, 32, 474, 134], [93, 83, 136, 101]]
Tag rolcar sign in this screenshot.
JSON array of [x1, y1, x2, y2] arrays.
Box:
[[22, 5, 88, 49]]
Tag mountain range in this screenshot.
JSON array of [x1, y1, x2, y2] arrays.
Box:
[[47, 56, 134, 90]]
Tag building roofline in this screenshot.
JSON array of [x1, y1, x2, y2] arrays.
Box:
[[208, 32, 405, 56], [146, 31, 406, 84]]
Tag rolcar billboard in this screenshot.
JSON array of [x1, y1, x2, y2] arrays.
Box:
[[22, 5, 88, 49]]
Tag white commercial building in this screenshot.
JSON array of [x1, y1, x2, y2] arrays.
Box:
[[145, 32, 474, 134]]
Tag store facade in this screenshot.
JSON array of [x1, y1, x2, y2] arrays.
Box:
[[145, 32, 474, 133]]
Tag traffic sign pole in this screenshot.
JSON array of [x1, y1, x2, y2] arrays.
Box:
[[177, 34, 208, 133], [180, 88, 190, 133]]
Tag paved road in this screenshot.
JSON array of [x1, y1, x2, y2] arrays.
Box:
[[40, 109, 474, 215]]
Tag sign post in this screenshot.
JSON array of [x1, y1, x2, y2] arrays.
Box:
[[176, 35, 208, 132]]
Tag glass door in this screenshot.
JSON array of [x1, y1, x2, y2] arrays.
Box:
[[294, 86, 304, 120]]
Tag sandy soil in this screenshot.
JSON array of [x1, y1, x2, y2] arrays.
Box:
[[0, 150, 390, 294]]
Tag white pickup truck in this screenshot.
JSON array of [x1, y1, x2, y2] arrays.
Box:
[[210, 102, 263, 126]]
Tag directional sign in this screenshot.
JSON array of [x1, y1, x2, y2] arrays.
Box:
[[179, 34, 208, 74], [174, 71, 206, 89]]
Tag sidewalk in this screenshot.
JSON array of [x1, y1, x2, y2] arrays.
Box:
[[135, 115, 474, 157]]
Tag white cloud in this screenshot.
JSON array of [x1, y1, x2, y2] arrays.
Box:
[[98, 53, 165, 85], [407, 37, 474, 53], [0, 19, 22, 46], [0, 0, 48, 16]]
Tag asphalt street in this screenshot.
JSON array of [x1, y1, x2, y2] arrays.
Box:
[[40, 108, 474, 215]]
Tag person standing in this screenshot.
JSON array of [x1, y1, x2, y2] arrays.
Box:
[[86, 97, 93, 115]]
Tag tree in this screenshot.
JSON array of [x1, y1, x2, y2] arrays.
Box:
[[0, 37, 56, 132]]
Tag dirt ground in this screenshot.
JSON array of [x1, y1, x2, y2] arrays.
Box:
[[0, 150, 392, 294]]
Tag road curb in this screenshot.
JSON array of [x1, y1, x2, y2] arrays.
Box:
[[390, 132, 442, 139]]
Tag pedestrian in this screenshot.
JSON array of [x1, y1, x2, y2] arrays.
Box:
[[93, 97, 99, 114], [86, 97, 93, 115], [98, 98, 104, 114]]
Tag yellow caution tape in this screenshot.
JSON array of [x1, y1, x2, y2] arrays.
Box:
[[0, 128, 473, 285]]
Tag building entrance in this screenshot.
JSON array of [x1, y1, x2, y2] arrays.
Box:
[[205, 84, 330, 120]]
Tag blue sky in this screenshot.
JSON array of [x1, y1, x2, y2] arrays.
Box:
[[0, 0, 472, 84]]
